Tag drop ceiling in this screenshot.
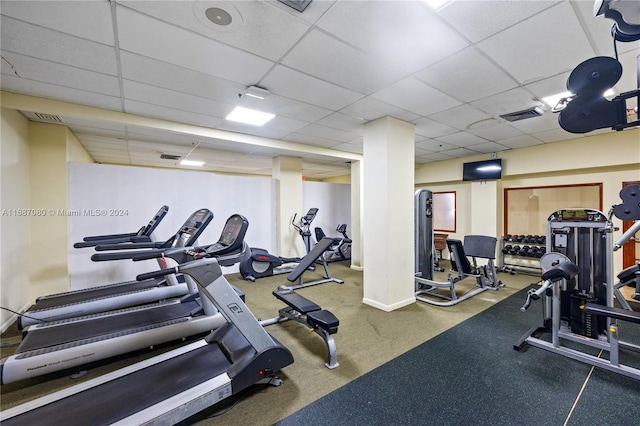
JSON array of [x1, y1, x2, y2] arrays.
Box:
[[1, 0, 638, 179]]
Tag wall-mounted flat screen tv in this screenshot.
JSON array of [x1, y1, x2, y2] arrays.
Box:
[[462, 159, 502, 181]]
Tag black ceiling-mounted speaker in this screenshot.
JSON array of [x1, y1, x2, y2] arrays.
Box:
[[594, 0, 640, 42], [558, 56, 628, 133], [278, 0, 312, 13]]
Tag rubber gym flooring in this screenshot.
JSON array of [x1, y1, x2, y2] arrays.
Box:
[[274, 284, 640, 426]]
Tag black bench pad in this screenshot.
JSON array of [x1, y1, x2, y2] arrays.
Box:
[[307, 310, 339, 334], [273, 289, 320, 314], [541, 261, 578, 282]]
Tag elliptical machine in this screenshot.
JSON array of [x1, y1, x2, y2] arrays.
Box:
[[314, 224, 352, 262], [239, 208, 318, 282]]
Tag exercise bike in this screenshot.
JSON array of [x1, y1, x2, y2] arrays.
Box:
[[314, 224, 352, 262], [239, 208, 318, 282]]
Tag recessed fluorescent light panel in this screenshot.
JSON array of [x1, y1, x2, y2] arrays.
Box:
[[180, 159, 205, 167], [424, 0, 453, 11], [226, 106, 275, 126]]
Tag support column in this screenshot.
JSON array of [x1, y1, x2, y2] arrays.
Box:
[[272, 156, 303, 258], [470, 180, 498, 236], [350, 160, 363, 271], [362, 117, 415, 311]]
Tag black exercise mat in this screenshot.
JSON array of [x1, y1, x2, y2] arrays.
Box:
[[276, 285, 640, 426]]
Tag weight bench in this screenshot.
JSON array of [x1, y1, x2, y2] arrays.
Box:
[[260, 288, 340, 369], [278, 237, 344, 291]]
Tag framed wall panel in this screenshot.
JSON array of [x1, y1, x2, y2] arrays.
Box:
[[504, 183, 603, 236], [433, 191, 456, 232]]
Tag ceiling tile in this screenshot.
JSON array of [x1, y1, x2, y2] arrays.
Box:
[[1, 16, 118, 74], [467, 122, 524, 141], [122, 80, 232, 117], [339, 97, 420, 122], [1, 75, 123, 111], [415, 139, 459, 152], [440, 147, 480, 158], [1, 0, 115, 45], [413, 117, 459, 139], [436, 132, 489, 148], [315, 112, 366, 135], [124, 99, 223, 128], [120, 0, 310, 61], [317, 0, 468, 73], [428, 104, 493, 130], [282, 29, 408, 94], [371, 76, 462, 116], [116, 7, 274, 85], [468, 141, 511, 153], [261, 65, 363, 111], [414, 47, 518, 102], [438, 0, 560, 43], [477, 2, 596, 84], [497, 134, 544, 149], [295, 123, 358, 144], [119, 51, 245, 103], [534, 128, 584, 143], [470, 87, 541, 117], [416, 152, 457, 162], [1, 52, 120, 96]]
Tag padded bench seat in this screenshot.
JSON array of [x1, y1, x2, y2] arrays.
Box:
[[307, 310, 339, 334]]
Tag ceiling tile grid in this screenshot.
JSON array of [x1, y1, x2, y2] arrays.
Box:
[[0, 0, 636, 180]]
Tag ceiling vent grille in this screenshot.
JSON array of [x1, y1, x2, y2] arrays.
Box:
[[32, 112, 65, 123], [160, 154, 181, 160], [500, 106, 544, 122]]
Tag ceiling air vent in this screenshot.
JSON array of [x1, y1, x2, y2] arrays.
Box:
[[160, 154, 181, 160], [26, 112, 65, 123], [499, 106, 544, 122]]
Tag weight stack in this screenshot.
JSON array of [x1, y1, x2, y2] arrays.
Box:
[[570, 293, 598, 338]]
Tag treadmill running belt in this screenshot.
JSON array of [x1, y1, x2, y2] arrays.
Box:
[[30, 278, 165, 309], [2, 343, 232, 426], [18, 301, 202, 353]]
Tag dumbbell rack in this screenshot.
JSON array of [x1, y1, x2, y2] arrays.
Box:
[[499, 234, 546, 275]]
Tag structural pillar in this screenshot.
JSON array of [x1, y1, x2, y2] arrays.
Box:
[[350, 159, 363, 271], [362, 116, 416, 311], [272, 156, 303, 258]]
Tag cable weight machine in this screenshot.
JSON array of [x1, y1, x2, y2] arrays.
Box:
[[515, 185, 640, 380]]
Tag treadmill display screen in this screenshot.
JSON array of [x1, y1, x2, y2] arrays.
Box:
[[221, 216, 243, 245]]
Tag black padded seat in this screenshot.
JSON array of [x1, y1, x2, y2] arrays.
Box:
[[306, 310, 339, 334], [541, 261, 579, 282], [273, 289, 321, 313]]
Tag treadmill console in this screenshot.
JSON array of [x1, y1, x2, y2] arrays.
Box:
[[205, 214, 249, 256], [140, 205, 169, 236], [177, 209, 214, 247]]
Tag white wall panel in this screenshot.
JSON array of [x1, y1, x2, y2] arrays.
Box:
[[302, 181, 351, 249], [68, 163, 275, 289]]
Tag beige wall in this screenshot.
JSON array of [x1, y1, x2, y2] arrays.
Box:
[[0, 110, 94, 331], [1, 108, 31, 330], [416, 129, 640, 276]]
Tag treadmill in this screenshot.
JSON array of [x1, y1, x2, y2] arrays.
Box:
[[72, 205, 169, 248], [0, 256, 294, 425], [0, 215, 250, 385], [18, 208, 214, 328]]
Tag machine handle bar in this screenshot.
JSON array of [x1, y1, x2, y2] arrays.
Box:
[[520, 280, 552, 312], [136, 266, 179, 281]]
